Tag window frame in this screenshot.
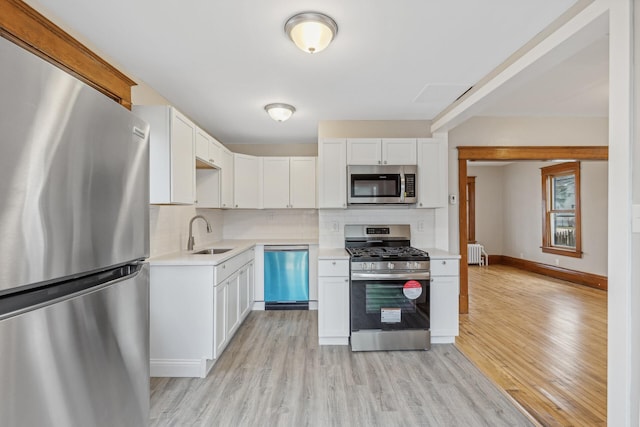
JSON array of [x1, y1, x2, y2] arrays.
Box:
[[541, 161, 582, 258]]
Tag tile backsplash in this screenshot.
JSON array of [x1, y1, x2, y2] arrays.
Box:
[[223, 209, 319, 240], [319, 207, 436, 248], [149, 206, 224, 257], [149, 206, 439, 256]]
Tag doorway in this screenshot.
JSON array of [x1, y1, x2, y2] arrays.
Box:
[[456, 145, 608, 314]]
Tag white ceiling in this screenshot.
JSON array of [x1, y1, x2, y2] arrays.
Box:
[[26, 0, 598, 145]]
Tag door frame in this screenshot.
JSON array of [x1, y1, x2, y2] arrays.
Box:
[[456, 146, 608, 314]]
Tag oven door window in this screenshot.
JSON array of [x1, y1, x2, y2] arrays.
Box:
[[351, 174, 400, 198], [366, 283, 415, 313], [351, 279, 429, 331]]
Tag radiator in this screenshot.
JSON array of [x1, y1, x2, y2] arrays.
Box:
[[468, 244, 487, 266]]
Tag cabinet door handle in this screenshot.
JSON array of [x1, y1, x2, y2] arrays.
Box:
[[383, 160, 387, 165], [235, 204, 238, 208], [332, 261, 336, 265], [345, 279, 348, 282], [419, 202, 423, 207], [442, 261, 447, 265], [377, 160, 381, 164]]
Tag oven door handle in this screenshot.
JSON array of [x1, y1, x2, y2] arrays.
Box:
[[351, 272, 430, 280]]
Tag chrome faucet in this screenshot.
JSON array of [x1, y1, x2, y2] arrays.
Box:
[[187, 215, 212, 251]]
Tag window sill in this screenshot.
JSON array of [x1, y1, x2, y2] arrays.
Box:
[[541, 246, 582, 258]]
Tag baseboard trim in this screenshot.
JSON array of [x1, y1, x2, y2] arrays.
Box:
[[494, 255, 607, 291], [150, 358, 212, 378], [319, 337, 349, 346]]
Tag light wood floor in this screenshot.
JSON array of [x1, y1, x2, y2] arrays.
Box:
[[457, 265, 607, 427], [150, 310, 535, 426]]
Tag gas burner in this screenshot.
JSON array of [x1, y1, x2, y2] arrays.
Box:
[[346, 246, 429, 262]]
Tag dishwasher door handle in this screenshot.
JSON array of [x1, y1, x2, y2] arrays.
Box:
[[264, 245, 309, 252]]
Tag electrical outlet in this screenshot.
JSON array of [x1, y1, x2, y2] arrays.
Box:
[[555, 258, 560, 266], [449, 194, 457, 205], [332, 221, 339, 232], [417, 221, 425, 232]]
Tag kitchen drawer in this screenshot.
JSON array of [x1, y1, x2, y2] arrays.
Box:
[[318, 260, 349, 277], [214, 248, 255, 285], [430, 259, 459, 276]]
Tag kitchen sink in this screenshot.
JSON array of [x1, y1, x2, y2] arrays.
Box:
[[193, 248, 233, 255]]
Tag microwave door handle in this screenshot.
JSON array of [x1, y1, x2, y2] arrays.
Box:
[[400, 173, 406, 202]]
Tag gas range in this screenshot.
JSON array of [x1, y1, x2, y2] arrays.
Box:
[[346, 246, 430, 274], [345, 224, 431, 352], [344, 225, 430, 274]]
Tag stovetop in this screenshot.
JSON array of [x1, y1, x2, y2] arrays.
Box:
[[346, 246, 429, 262]]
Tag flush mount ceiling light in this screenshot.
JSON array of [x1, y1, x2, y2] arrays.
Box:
[[284, 12, 338, 54], [264, 103, 296, 122]]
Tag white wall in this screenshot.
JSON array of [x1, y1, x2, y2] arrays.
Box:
[[451, 116, 608, 147], [466, 165, 505, 255], [318, 120, 432, 139], [447, 116, 609, 255]]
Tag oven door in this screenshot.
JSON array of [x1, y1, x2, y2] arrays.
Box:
[[350, 274, 429, 332]]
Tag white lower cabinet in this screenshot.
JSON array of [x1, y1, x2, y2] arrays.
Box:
[[214, 281, 227, 358], [226, 271, 240, 337], [150, 248, 254, 378], [430, 258, 459, 343], [318, 259, 350, 345]]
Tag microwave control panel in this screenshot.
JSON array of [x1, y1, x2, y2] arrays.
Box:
[[405, 174, 416, 197]]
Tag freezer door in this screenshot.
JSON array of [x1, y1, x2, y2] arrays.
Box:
[[0, 37, 149, 294], [0, 263, 150, 427]]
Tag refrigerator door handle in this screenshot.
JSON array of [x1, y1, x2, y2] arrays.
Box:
[[0, 262, 146, 321]]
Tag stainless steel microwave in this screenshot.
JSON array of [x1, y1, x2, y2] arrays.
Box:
[[347, 165, 417, 205]]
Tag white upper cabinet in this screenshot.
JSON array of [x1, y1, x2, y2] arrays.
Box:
[[382, 138, 417, 165], [346, 138, 381, 165], [195, 128, 223, 169], [318, 138, 347, 209], [233, 153, 261, 209], [347, 138, 417, 165], [416, 137, 447, 208], [262, 157, 316, 209], [133, 105, 195, 204], [195, 127, 210, 163], [289, 157, 316, 208], [262, 157, 290, 208], [219, 148, 234, 208]]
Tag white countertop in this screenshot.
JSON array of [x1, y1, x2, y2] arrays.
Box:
[[418, 248, 461, 260], [150, 238, 318, 266], [318, 248, 350, 259]]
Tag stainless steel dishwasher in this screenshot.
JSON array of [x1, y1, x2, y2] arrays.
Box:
[[264, 245, 309, 310]]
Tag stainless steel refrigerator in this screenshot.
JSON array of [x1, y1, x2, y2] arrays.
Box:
[[0, 36, 150, 426]]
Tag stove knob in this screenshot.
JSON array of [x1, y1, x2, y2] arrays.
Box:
[[388, 262, 395, 270], [413, 261, 420, 269], [406, 262, 411, 269]]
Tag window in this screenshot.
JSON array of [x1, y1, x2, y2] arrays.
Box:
[[541, 162, 581, 258]]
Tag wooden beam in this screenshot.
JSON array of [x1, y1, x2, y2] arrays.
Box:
[[0, 0, 135, 108], [458, 146, 608, 161]]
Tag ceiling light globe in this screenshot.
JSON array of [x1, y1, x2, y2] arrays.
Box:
[[285, 12, 337, 54], [264, 103, 296, 122]]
